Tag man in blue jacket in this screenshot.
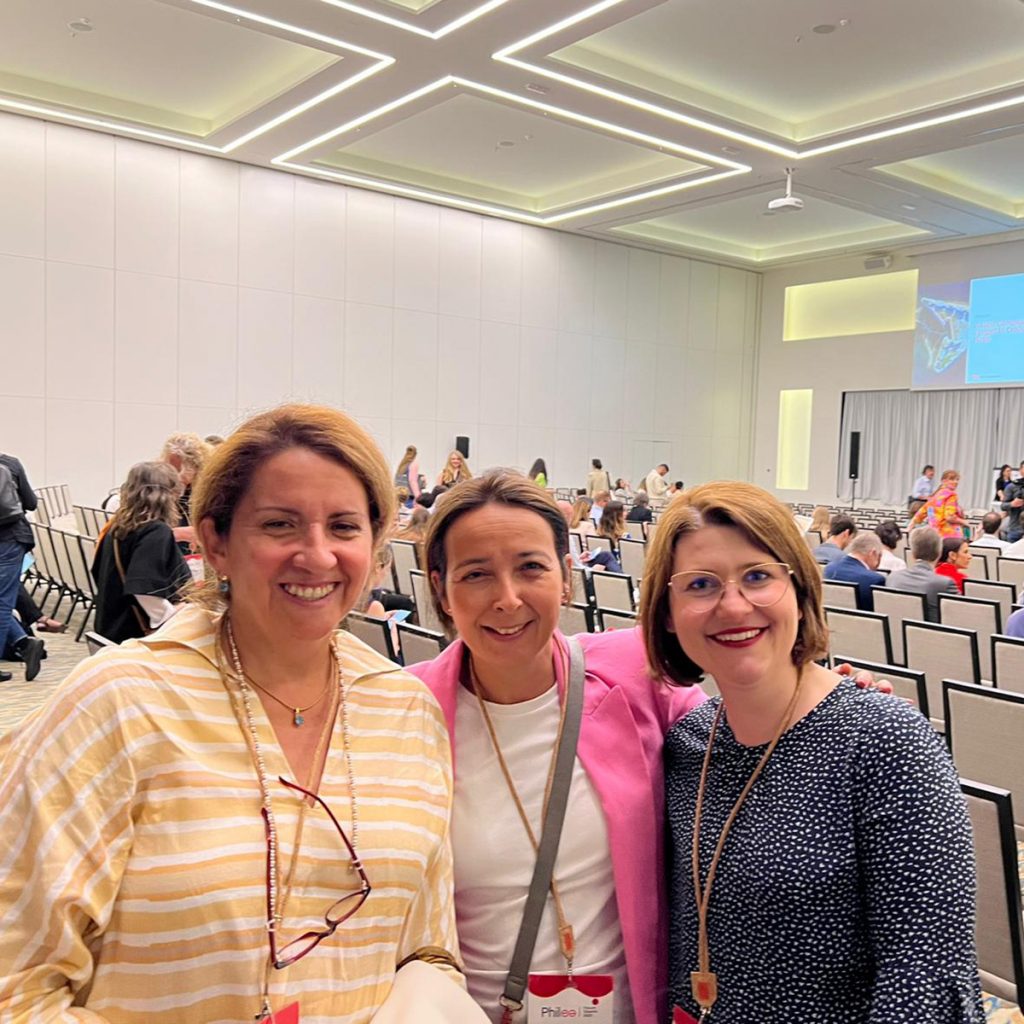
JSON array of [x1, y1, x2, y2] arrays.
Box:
[[824, 532, 886, 611]]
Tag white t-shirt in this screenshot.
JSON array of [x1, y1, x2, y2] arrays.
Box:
[[879, 549, 907, 572], [452, 684, 634, 1024], [972, 535, 1011, 552]]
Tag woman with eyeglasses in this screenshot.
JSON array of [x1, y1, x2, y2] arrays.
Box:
[[0, 406, 471, 1024], [639, 481, 982, 1023]]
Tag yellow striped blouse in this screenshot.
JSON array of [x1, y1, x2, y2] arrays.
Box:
[[0, 606, 458, 1024]]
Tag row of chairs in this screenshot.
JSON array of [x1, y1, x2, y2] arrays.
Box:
[[73, 504, 113, 539], [25, 522, 97, 641], [347, 612, 447, 666], [33, 484, 73, 524]]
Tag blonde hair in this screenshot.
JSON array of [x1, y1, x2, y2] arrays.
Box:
[[568, 497, 592, 530], [160, 433, 212, 482], [639, 481, 828, 685], [440, 450, 473, 486], [111, 462, 182, 540], [597, 500, 626, 543], [809, 505, 831, 535], [190, 404, 395, 609], [396, 445, 417, 476]]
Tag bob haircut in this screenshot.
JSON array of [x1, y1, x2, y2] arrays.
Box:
[[111, 461, 182, 540], [190, 404, 395, 607], [640, 480, 828, 686], [424, 468, 569, 635]]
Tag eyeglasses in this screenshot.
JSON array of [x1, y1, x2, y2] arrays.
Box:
[[264, 777, 371, 969], [669, 562, 794, 610]]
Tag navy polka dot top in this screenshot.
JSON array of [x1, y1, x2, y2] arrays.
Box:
[[665, 675, 983, 1023]]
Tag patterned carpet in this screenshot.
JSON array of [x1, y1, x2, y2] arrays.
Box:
[[2, 600, 1023, 1021]]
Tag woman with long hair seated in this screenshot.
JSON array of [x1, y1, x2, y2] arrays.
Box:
[[91, 461, 192, 643], [0, 405, 473, 1024], [437, 449, 472, 487], [935, 535, 973, 593], [639, 481, 981, 1022]]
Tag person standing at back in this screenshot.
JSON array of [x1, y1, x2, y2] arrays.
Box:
[[0, 451, 45, 682], [586, 458, 611, 497], [645, 464, 670, 500], [910, 469, 967, 538]]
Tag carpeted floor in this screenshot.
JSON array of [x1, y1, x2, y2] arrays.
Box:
[[2, 597, 1023, 1021]]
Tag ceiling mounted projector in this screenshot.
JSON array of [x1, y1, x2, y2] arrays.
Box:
[[767, 168, 804, 213]]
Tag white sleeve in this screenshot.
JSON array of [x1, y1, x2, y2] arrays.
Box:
[[135, 594, 177, 629]]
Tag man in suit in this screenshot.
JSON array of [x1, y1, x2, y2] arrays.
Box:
[[824, 533, 886, 610], [885, 526, 956, 622], [814, 515, 857, 566]]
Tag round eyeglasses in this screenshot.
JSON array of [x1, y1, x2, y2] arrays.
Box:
[[669, 562, 794, 610]]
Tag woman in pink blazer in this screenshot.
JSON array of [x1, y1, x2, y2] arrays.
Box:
[[407, 469, 705, 1024]]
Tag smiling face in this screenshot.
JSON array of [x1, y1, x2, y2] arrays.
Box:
[[667, 524, 799, 693], [433, 503, 569, 692], [199, 447, 375, 648]]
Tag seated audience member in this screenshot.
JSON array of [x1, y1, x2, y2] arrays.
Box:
[[972, 511, 1010, 552], [910, 469, 967, 537], [203, 434, 225, 447], [667, 480, 685, 496], [436, 449, 472, 487], [645, 463, 670, 499], [569, 496, 595, 535], [395, 506, 430, 567], [612, 477, 632, 500], [363, 548, 415, 619], [910, 464, 935, 504], [935, 536, 972, 594], [995, 465, 1013, 503], [824, 533, 886, 610], [91, 462, 192, 643], [2, 584, 67, 678], [597, 500, 627, 552], [160, 432, 213, 548], [886, 526, 956, 621], [626, 491, 653, 523], [874, 520, 907, 571], [809, 505, 831, 539], [814, 515, 857, 566], [1001, 475, 1024, 543], [556, 498, 623, 573], [414, 490, 436, 512], [590, 489, 611, 525], [1004, 606, 1024, 639]]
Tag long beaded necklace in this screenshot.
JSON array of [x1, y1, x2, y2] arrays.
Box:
[[224, 617, 361, 1018]]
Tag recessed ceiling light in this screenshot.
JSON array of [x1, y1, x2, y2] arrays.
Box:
[[900, 203, 917, 211], [525, 82, 549, 95], [813, 23, 836, 34], [67, 18, 94, 32], [838, 18, 851, 27], [721, 145, 741, 156], [497, 139, 515, 147]]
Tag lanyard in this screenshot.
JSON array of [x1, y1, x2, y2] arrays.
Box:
[[689, 670, 803, 1021], [469, 636, 586, 1023]]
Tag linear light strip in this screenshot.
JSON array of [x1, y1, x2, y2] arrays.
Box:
[[314, 0, 510, 39]]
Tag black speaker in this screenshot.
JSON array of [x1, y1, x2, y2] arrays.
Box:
[[455, 435, 470, 459], [848, 431, 861, 480]]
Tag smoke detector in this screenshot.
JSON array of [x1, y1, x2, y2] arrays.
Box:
[[767, 168, 804, 213]]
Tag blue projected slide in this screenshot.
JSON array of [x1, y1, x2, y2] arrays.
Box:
[[965, 273, 1024, 385], [912, 272, 1024, 389]]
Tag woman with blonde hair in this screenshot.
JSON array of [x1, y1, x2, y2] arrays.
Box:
[[160, 431, 213, 545], [808, 504, 831, 538], [395, 505, 430, 567], [395, 444, 421, 499], [1, 405, 473, 1024], [91, 460, 191, 643], [639, 481, 981, 1022], [437, 449, 472, 487], [568, 495, 595, 536]]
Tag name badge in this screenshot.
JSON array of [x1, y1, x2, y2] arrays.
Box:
[[527, 974, 613, 1022]]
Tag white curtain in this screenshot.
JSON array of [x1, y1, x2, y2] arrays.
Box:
[[837, 389, 1004, 510]]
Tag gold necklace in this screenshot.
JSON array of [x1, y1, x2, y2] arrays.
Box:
[[239, 659, 333, 728]]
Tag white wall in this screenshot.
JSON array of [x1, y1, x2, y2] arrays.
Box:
[[754, 237, 1024, 504], [0, 112, 759, 506]]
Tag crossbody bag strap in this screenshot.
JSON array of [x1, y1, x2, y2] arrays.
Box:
[[112, 535, 153, 635], [500, 635, 586, 1015]]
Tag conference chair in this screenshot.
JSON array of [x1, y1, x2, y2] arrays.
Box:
[[967, 546, 997, 580], [804, 530, 822, 549], [964, 580, 1016, 633], [346, 612, 397, 662], [871, 587, 927, 665], [598, 608, 637, 632], [821, 579, 858, 610], [903, 620, 980, 731], [960, 781, 1024, 1008], [84, 631, 115, 656], [591, 572, 635, 614], [945, 682, 1024, 843], [570, 566, 595, 608], [992, 635, 1024, 695], [623, 523, 645, 541], [409, 569, 445, 634], [586, 535, 612, 555], [938, 594, 1001, 683], [397, 622, 447, 665], [830, 656, 929, 719], [825, 607, 892, 665], [559, 602, 595, 636], [618, 538, 646, 582], [996, 557, 1024, 597], [390, 539, 420, 596]]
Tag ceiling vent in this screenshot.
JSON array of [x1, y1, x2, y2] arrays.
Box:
[[863, 254, 893, 271]]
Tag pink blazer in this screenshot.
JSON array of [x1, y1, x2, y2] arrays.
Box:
[[409, 627, 706, 1024]]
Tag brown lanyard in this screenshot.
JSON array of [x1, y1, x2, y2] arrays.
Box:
[[690, 669, 804, 1021]]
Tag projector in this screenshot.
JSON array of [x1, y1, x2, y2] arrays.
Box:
[[767, 194, 805, 213]]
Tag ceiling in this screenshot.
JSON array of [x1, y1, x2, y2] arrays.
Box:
[[5, 0, 1024, 268]]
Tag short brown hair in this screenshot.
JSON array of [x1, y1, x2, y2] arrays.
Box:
[[190, 404, 395, 607], [639, 481, 828, 685], [424, 469, 569, 635]]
